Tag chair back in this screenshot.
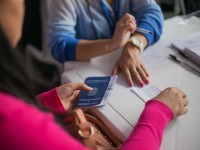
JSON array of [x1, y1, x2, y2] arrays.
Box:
[[180, 0, 200, 14]]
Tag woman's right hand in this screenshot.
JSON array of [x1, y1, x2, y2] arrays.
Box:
[[154, 87, 189, 118], [111, 13, 136, 48], [57, 83, 93, 111]]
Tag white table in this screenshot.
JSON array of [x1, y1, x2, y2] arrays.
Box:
[[62, 15, 200, 150]]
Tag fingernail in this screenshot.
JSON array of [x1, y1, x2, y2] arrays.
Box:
[[129, 81, 134, 87], [140, 82, 144, 87], [145, 80, 149, 84], [146, 73, 149, 77]]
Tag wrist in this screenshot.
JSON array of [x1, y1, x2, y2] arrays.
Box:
[[128, 36, 144, 53], [125, 42, 140, 54], [147, 100, 174, 122], [109, 38, 118, 51]]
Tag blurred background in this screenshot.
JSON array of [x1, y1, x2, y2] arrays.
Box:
[[157, 0, 200, 19]]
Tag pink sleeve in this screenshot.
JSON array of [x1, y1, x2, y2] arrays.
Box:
[[0, 94, 89, 150], [121, 100, 174, 150], [36, 88, 65, 114]]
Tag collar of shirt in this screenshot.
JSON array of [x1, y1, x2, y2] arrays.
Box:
[[99, 0, 120, 34]]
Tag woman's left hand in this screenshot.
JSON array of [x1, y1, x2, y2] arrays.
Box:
[[112, 42, 149, 87], [57, 83, 93, 111]]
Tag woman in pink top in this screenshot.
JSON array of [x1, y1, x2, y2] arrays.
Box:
[[0, 0, 189, 150]]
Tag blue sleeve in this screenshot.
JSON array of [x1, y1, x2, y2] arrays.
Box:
[[48, 32, 79, 63], [48, 0, 79, 63], [131, 1, 164, 46]]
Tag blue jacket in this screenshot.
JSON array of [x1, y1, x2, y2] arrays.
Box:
[[48, 0, 164, 63]]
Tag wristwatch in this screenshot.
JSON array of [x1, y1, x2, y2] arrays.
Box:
[[129, 36, 144, 53]]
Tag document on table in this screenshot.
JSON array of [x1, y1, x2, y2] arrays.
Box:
[[141, 46, 169, 69], [171, 31, 200, 66], [75, 75, 117, 108], [131, 84, 161, 102]]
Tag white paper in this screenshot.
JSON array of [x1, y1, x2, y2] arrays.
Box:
[[171, 31, 200, 65], [131, 84, 161, 102], [171, 31, 200, 52], [141, 46, 169, 69], [185, 46, 200, 66]]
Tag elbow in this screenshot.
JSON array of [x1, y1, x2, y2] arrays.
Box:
[[48, 33, 79, 63], [48, 39, 77, 63], [48, 41, 68, 63], [50, 47, 66, 63], [149, 15, 164, 45], [153, 20, 163, 44], [48, 38, 66, 63], [154, 28, 162, 44]]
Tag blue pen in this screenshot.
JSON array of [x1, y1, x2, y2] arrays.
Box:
[[169, 54, 200, 75]]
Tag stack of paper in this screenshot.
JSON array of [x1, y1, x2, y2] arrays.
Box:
[[171, 31, 200, 66]]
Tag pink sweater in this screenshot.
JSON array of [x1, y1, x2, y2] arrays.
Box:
[[0, 88, 173, 150]]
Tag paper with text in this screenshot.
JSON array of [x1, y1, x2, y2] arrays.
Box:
[[131, 84, 161, 102], [141, 46, 169, 69]]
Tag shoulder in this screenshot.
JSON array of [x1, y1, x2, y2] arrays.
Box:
[[0, 92, 55, 126], [0, 92, 29, 112], [0, 91, 53, 117], [0, 92, 87, 150], [0, 92, 55, 129]]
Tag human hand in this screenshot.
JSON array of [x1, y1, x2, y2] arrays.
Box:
[[111, 13, 136, 48], [154, 87, 189, 118], [112, 42, 149, 87], [57, 83, 93, 111]]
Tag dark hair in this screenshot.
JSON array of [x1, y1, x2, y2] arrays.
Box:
[[0, 27, 71, 134], [0, 27, 38, 103]]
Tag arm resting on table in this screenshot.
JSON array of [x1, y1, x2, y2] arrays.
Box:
[[121, 100, 174, 150]]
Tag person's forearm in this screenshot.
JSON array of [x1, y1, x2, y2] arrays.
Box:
[[76, 39, 118, 60], [36, 88, 66, 114], [121, 100, 173, 150]]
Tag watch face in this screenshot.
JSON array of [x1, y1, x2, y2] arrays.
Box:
[[132, 38, 141, 45], [130, 37, 144, 52]]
